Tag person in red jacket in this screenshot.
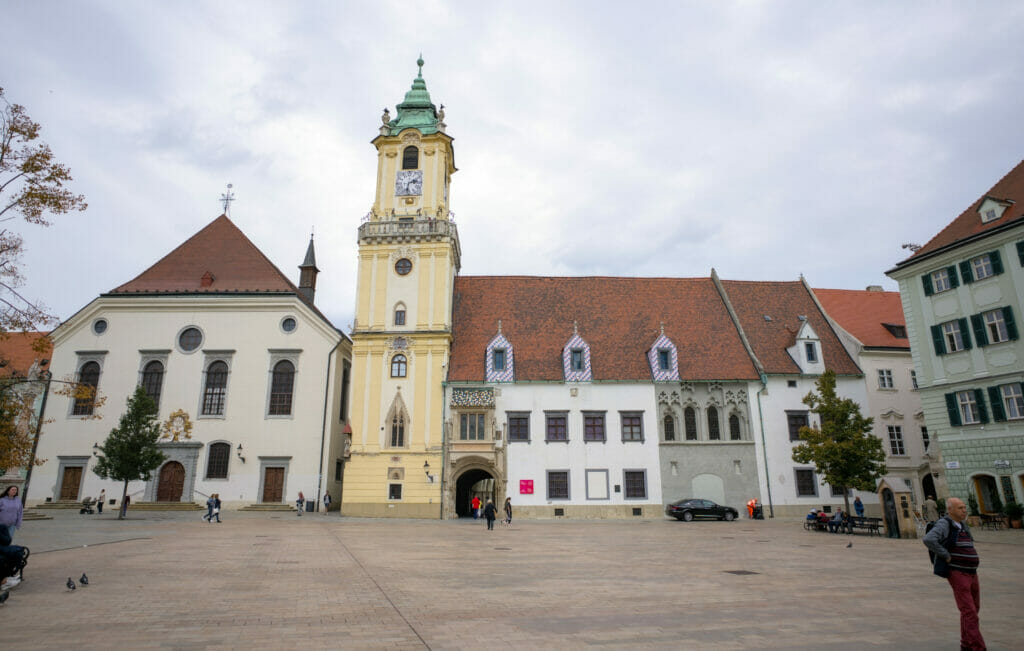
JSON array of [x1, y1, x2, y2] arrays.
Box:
[[471, 495, 481, 520]]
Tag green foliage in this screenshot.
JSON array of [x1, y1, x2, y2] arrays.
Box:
[[791, 370, 887, 511], [93, 386, 165, 486], [936, 497, 946, 516], [967, 494, 980, 516], [1004, 501, 1023, 520]]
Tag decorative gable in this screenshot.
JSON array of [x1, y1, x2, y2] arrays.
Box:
[[786, 319, 825, 375], [647, 331, 680, 381], [562, 325, 592, 382], [485, 322, 514, 382], [977, 196, 1012, 224]]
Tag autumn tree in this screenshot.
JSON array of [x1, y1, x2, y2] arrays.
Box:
[[791, 370, 888, 513], [93, 386, 165, 518]]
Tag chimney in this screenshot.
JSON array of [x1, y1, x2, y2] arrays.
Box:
[[865, 285, 884, 292], [298, 236, 320, 302]]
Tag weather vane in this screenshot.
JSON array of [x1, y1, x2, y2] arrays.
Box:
[[220, 183, 235, 215]]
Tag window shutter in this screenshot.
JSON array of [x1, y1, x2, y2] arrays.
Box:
[[1017, 240, 1024, 266], [970, 314, 989, 347], [959, 260, 974, 284], [990, 249, 1003, 275], [1003, 306, 1018, 341], [947, 266, 960, 289], [958, 318, 972, 349], [931, 325, 946, 355], [988, 387, 1006, 422], [921, 273, 934, 296], [974, 389, 988, 423], [945, 392, 961, 426]]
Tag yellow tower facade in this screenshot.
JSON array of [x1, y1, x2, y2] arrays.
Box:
[[342, 59, 459, 517]]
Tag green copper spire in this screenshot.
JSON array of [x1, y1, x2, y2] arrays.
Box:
[[387, 56, 442, 135]]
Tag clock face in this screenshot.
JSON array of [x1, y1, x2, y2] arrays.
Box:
[[395, 170, 423, 196]]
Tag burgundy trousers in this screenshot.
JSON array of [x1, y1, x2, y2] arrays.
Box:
[[947, 570, 985, 651]]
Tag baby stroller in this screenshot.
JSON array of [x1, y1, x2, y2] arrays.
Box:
[[0, 526, 30, 588], [79, 496, 95, 514]]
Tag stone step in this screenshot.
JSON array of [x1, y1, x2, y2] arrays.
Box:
[[238, 503, 298, 512], [34, 500, 85, 509], [131, 502, 205, 511], [23, 510, 53, 520]]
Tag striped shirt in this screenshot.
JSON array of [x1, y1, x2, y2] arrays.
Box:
[[949, 524, 980, 574]]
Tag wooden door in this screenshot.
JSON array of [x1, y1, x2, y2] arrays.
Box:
[[60, 466, 82, 500], [156, 461, 185, 502], [262, 467, 284, 502]]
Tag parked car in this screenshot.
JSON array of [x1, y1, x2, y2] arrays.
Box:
[[665, 498, 739, 522]]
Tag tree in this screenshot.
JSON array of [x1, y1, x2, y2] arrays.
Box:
[[791, 370, 887, 513], [93, 386, 165, 519], [0, 87, 87, 335]]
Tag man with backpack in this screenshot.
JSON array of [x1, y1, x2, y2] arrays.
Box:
[[923, 497, 985, 651]]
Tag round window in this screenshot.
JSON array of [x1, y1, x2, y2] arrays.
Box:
[[178, 327, 203, 352], [395, 258, 412, 275], [281, 317, 297, 333], [92, 319, 108, 335]]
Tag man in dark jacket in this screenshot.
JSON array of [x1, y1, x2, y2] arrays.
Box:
[[923, 497, 984, 651]]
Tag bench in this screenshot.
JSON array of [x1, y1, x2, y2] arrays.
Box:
[[979, 513, 1007, 530], [847, 516, 883, 536], [803, 519, 828, 531]]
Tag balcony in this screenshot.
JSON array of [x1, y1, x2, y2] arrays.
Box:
[[358, 218, 462, 267]]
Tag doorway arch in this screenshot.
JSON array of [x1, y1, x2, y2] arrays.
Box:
[[455, 468, 495, 517], [971, 474, 1000, 513], [921, 474, 936, 502], [157, 461, 185, 502]]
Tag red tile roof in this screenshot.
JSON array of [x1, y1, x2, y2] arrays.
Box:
[[814, 288, 908, 350], [901, 159, 1024, 264], [0, 332, 52, 378], [718, 280, 861, 375], [110, 215, 300, 295], [450, 276, 760, 382]]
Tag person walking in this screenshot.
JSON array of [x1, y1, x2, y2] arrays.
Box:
[[923, 495, 940, 523], [924, 497, 985, 651], [504, 497, 512, 525], [296, 492, 305, 517], [323, 491, 332, 514], [471, 495, 481, 520], [853, 496, 864, 518], [203, 495, 215, 522], [119, 494, 131, 519], [212, 494, 222, 523], [96, 489, 106, 514], [0, 486, 23, 544], [483, 498, 497, 531]]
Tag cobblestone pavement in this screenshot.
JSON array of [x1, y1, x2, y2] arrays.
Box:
[[3, 510, 1022, 650]]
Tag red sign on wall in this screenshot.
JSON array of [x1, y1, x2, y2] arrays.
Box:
[[519, 479, 534, 494]]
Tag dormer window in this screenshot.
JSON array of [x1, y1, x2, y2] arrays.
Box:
[[562, 330, 592, 382], [570, 349, 584, 371], [977, 196, 1011, 224], [804, 342, 818, 363], [402, 146, 419, 170], [657, 349, 670, 370], [485, 327, 514, 382], [493, 349, 506, 371], [882, 323, 907, 338], [984, 208, 996, 222]]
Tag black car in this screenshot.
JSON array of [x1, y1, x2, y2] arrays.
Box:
[[665, 498, 739, 522]]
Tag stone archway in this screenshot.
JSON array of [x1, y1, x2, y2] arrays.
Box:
[[455, 468, 495, 517]]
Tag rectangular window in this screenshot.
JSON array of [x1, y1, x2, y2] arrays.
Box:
[[830, 484, 849, 497], [795, 469, 817, 497], [805, 342, 818, 363], [394, 309, 406, 326], [492, 348, 506, 371], [941, 320, 966, 353], [339, 362, 351, 422], [388, 484, 402, 500], [877, 369, 894, 389], [1001, 384, 1024, 420], [459, 413, 486, 440], [657, 349, 670, 370], [507, 413, 530, 442], [957, 390, 981, 425], [910, 369, 918, 390], [585, 469, 609, 500], [921, 426, 929, 451], [931, 268, 952, 293], [335, 461, 342, 481], [623, 470, 647, 499], [583, 412, 606, 442], [620, 412, 643, 442], [547, 470, 569, 499], [971, 254, 994, 280], [887, 425, 905, 455], [545, 413, 568, 442], [982, 309, 1009, 344], [570, 349, 583, 371], [787, 410, 809, 441]]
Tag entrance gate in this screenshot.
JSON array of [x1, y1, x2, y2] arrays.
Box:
[[455, 468, 495, 517]]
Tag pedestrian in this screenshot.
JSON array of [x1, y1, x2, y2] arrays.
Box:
[[923, 494, 940, 523], [504, 497, 512, 525], [471, 495, 481, 520], [323, 491, 332, 514], [0, 486, 23, 544], [854, 496, 864, 518], [204, 495, 215, 522], [212, 494, 221, 523], [96, 489, 106, 514], [296, 491, 305, 516], [119, 494, 130, 519], [923, 497, 985, 651], [483, 498, 497, 530]]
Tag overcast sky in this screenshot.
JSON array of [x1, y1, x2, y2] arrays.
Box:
[[5, 1, 1024, 331]]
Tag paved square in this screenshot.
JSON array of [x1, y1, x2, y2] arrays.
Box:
[[4, 511, 1022, 649]]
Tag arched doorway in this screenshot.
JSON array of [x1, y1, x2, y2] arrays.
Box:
[[921, 474, 936, 502], [972, 475, 1000, 513], [882, 487, 900, 538], [455, 468, 494, 517], [157, 461, 185, 502]]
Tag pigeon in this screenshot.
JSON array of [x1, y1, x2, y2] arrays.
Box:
[[846, 542, 853, 548], [66, 577, 76, 591], [0, 589, 9, 604], [80, 573, 89, 586]]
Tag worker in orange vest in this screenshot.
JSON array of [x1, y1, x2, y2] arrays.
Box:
[[747, 498, 758, 519]]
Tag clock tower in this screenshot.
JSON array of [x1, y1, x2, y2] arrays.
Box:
[[341, 58, 460, 518]]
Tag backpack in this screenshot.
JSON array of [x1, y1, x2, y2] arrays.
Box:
[[926, 516, 957, 576]]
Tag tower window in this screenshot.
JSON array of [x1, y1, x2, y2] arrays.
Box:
[[394, 309, 406, 326], [402, 146, 418, 170], [395, 258, 412, 275], [391, 354, 407, 378]]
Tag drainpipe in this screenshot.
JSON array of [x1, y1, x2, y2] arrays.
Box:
[[756, 372, 774, 518], [315, 345, 337, 513], [440, 379, 448, 520], [21, 373, 52, 506]]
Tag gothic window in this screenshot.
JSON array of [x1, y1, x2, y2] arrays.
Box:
[[141, 360, 164, 409], [269, 360, 296, 416], [664, 414, 676, 441], [390, 413, 406, 447], [402, 146, 418, 170], [205, 442, 230, 479], [72, 361, 101, 416], [707, 406, 720, 440], [391, 354, 407, 378], [201, 361, 229, 416], [684, 407, 697, 440], [729, 413, 741, 440]]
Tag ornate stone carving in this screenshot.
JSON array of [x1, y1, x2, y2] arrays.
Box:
[[401, 132, 421, 144], [725, 389, 748, 405], [680, 382, 694, 393], [389, 246, 419, 262], [161, 409, 194, 442]]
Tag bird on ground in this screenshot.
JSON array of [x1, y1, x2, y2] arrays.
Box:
[[846, 542, 853, 548], [0, 590, 9, 604], [80, 573, 89, 586], [66, 577, 76, 591]]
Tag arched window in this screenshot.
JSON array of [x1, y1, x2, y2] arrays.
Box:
[[729, 414, 741, 440], [684, 406, 698, 440], [269, 360, 295, 415], [664, 414, 676, 441], [206, 442, 230, 479], [402, 146, 419, 170], [707, 407, 720, 440], [391, 354, 407, 378], [391, 413, 405, 447], [394, 305, 406, 326], [201, 361, 229, 416], [73, 361, 101, 416], [141, 360, 164, 409]]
